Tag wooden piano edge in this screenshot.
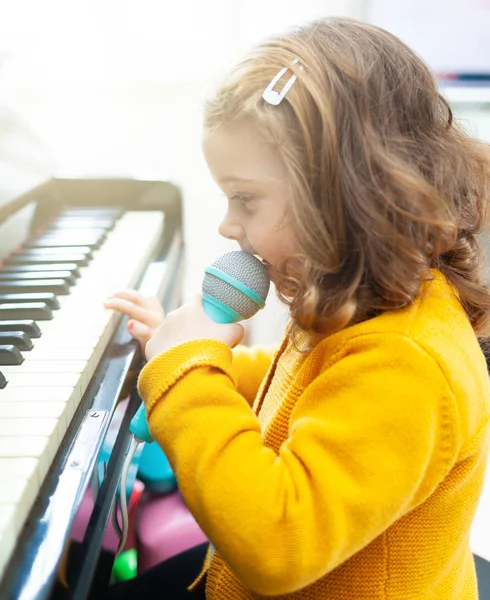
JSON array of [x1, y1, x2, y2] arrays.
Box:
[[0, 226, 184, 600]]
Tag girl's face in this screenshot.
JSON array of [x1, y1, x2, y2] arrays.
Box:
[[203, 121, 298, 279]]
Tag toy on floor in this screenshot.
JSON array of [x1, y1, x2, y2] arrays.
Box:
[[136, 489, 207, 573], [112, 548, 138, 582]]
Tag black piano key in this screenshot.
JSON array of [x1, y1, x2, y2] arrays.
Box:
[[0, 293, 60, 310], [0, 302, 53, 320], [3, 254, 89, 267], [0, 320, 41, 338], [0, 371, 6, 388], [0, 263, 81, 278], [15, 246, 93, 259], [0, 280, 70, 295], [0, 344, 24, 365], [0, 331, 33, 351], [0, 271, 76, 285]]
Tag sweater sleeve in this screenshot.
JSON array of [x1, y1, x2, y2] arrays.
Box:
[[231, 345, 277, 405], [137, 333, 461, 596]]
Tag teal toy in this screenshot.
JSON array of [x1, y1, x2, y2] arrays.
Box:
[[137, 441, 177, 494]]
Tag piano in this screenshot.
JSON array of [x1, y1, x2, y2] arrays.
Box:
[[0, 105, 184, 599]]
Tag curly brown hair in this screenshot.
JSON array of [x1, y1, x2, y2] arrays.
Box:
[[204, 17, 490, 338]]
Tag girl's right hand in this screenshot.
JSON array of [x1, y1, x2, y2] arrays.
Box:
[[104, 290, 165, 347]]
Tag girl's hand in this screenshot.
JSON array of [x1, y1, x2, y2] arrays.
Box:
[[145, 294, 244, 361], [104, 290, 165, 347]]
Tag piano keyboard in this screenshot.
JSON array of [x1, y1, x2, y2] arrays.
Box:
[[0, 208, 165, 579]]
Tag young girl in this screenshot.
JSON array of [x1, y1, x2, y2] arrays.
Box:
[[104, 17, 490, 600]]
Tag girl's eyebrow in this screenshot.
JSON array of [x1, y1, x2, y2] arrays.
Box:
[[219, 176, 261, 184]]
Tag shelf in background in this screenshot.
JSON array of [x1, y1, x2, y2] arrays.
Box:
[[440, 86, 490, 105]]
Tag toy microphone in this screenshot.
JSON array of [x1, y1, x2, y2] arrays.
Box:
[[130, 251, 270, 442]]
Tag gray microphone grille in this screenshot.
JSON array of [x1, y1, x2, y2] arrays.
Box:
[[203, 276, 260, 319], [202, 251, 270, 320], [213, 252, 270, 299]]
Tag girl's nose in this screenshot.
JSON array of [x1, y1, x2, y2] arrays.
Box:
[[218, 213, 245, 241]]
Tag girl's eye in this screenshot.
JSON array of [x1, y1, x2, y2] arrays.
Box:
[[230, 194, 254, 206]]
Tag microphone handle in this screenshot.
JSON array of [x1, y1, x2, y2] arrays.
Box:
[[130, 403, 154, 442]]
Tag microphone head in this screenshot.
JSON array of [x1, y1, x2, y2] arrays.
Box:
[[202, 251, 270, 323]]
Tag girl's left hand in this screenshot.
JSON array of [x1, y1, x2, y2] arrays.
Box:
[[145, 294, 244, 361]]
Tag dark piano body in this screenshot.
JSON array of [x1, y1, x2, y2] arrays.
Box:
[[0, 110, 184, 600]]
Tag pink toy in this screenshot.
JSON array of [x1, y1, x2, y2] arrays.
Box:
[[136, 489, 208, 573]]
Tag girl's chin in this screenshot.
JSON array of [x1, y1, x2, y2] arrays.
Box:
[[264, 263, 285, 290]]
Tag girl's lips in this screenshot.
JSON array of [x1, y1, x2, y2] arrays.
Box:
[[246, 249, 271, 268], [254, 254, 270, 267]]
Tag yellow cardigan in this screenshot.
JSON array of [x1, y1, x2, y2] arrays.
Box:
[[138, 271, 490, 599]]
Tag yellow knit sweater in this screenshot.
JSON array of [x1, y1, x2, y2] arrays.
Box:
[[138, 271, 490, 599]]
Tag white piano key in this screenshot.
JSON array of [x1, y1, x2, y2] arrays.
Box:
[[0, 386, 76, 404], [0, 401, 67, 422], [32, 335, 102, 349], [0, 404, 71, 438], [0, 506, 17, 574], [0, 457, 39, 482], [23, 347, 94, 361], [0, 383, 81, 422], [1, 479, 32, 504], [0, 458, 43, 518], [0, 459, 44, 537], [4, 381, 82, 420], [2, 361, 87, 375], [0, 479, 39, 535], [38, 308, 113, 327], [0, 437, 53, 479], [0, 418, 62, 445], [2, 364, 90, 397]]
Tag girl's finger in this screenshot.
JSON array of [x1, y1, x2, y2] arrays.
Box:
[[127, 320, 153, 345], [230, 323, 245, 347], [104, 298, 163, 328], [107, 289, 159, 309]]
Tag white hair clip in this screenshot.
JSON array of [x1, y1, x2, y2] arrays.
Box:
[[262, 59, 304, 106]]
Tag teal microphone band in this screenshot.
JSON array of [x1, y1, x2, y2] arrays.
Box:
[[202, 292, 243, 323], [204, 266, 266, 308]]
